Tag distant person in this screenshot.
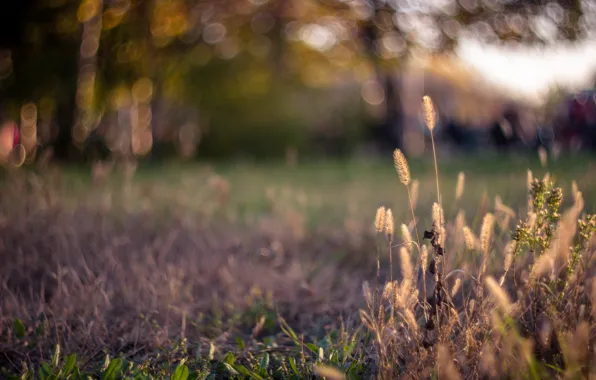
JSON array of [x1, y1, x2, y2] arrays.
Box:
[[490, 106, 521, 151]]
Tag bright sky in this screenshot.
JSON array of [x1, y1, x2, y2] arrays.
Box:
[[456, 37, 596, 104]]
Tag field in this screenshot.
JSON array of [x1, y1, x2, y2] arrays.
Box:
[[0, 152, 595, 379]]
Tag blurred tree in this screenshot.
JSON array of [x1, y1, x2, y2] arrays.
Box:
[[0, 0, 592, 160], [312, 0, 587, 151]]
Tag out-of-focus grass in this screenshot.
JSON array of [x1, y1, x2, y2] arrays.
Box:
[[47, 152, 596, 228], [0, 152, 595, 379]]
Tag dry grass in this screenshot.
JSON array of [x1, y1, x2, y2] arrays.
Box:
[[0, 148, 594, 379]]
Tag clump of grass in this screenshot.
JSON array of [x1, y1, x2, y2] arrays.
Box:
[[359, 95, 596, 379]]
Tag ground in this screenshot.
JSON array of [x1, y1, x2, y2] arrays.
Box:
[[0, 152, 595, 379]]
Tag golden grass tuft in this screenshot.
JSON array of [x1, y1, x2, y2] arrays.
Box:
[[455, 172, 465, 202], [393, 149, 411, 185], [384, 208, 394, 242], [410, 179, 419, 210], [432, 202, 444, 230], [422, 95, 437, 131], [421, 244, 428, 270], [399, 246, 412, 285], [485, 276, 512, 314], [374, 206, 386, 233], [480, 213, 494, 255], [400, 223, 412, 251], [463, 226, 476, 251]]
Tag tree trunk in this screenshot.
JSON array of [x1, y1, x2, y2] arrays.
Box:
[[360, 12, 404, 152]]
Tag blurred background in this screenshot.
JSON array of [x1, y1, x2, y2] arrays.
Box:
[[0, 0, 596, 164]]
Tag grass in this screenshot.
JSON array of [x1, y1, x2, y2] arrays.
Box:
[[0, 148, 595, 379]]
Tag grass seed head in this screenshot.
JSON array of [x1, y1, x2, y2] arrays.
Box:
[[384, 208, 394, 242], [421, 244, 428, 269], [410, 179, 419, 209], [463, 226, 475, 251], [401, 223, 412, 251], [374, 206, 386, 233], [399, 246, 412, 284], [451, 277, 462, 298], [422, 95, 437, 132], [480, 213, 494, 254], [503, 241, 515, 272], [432, 202, 444, 229], [538, 146, 548, 167], [393, 149, 411, 185], [485, 276, 511, 314], [455, 172, 465, 202]]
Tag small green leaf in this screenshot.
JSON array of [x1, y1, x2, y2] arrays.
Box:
[[102, 358, 122, 380], [288, 357, 300, 376], [39, 363, 52, 379], [305, 343, 319, 354], [223, 352, 235, 365], [259, 352, 269, 371], [223, 363, 238, 376], [14, 319, 26, 338], [172, 363, 189, 380], [62, 353, 77, 376], [235, 337, 245, 350]]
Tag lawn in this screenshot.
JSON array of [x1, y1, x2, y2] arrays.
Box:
[[0, 151, 595, 379]]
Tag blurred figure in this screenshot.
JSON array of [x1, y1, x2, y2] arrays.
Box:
[[553, 90, 596, 152], [490, 105, 522, 151], [442, 118, 481, 152], [0, 120, 20, 165]]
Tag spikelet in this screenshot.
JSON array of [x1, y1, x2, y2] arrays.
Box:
[[400, 246, 413, 284], [374, 206, 386, 233], [480, 213, 494, 255], [403, 309, 419, 334], [410, 179, 419, 209], [421, 244, 428, 269], [384, 208, 394, 242], [485, 276, 512, 314], [455, 210, 465, 248], [538, 146, 547, 167], [571, 180, 579, 202], [422, 95, 437, 132], [362, 281, 372, 307], [455, 210, 465, 232], [393, 149, 411, 185], [401, 223, 412, 252], [503, 242, 515, 272], [432, 202, 444, 229], [499, 242, 516, 286], [455, 172, 465, 202], [382, 281, 395, 301], [451, 277, 462, 298], [463, 226, 476, 251]]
